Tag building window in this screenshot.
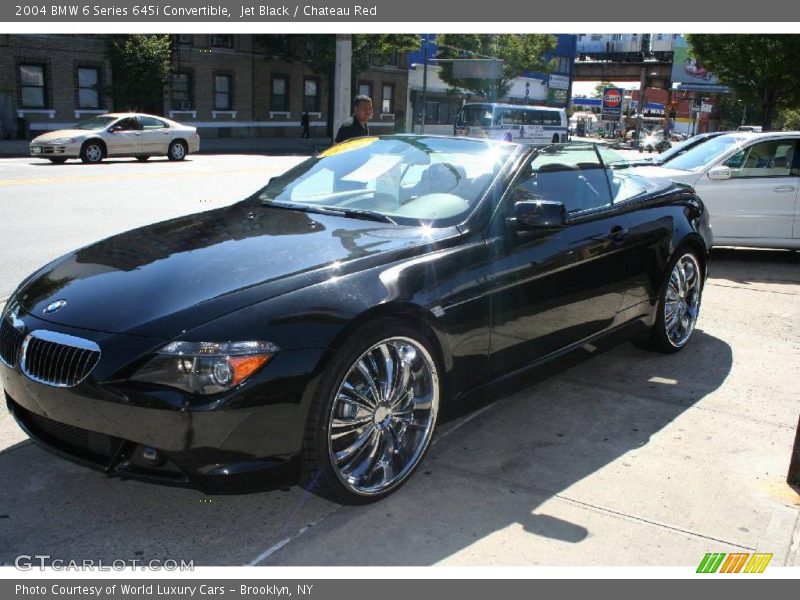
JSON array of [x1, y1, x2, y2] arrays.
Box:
[[303, 78, 319, 112], [358, 82, 373, 100], [271, 76, 288, 111], [77, 67, 100, 109], [214, 74, 231, 110], [177, 34, 192, 45], [210, 35, 233, 49], [381, 84, 394, 114], [20, 64, 45, 108], [171, 72, 192, 111]]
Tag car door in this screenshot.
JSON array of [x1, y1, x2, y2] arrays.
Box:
[[139, 116, 172, 154], [486, 152, 633, 374], [105, 116, 142, 156], [695, 138, 799, 242]]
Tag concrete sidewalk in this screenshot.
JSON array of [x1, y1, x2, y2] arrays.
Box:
[[0, 136, 333, 158]]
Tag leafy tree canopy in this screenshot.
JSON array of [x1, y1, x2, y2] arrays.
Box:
[[106, 34, 173, 114], [434, 34, 557, 101], [686, 35, 800, 130]]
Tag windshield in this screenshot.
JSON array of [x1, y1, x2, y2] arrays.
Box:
[[665, 134, 745, 172], [655, 135, 706, 163], [73, 116, 117, 130], [256, 136, 516, 226], [456, 105, 493, 128]]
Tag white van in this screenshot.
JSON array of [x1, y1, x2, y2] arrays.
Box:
[[454, 103, 568, 145]]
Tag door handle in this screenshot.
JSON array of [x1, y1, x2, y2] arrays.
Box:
[[773, 185, 795, 192], [610, 225, 629, 243]]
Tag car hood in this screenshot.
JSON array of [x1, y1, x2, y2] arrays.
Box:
[[17, 202, 455, 338], [628, 166, 702, 185], [32, 129, 91, 143]]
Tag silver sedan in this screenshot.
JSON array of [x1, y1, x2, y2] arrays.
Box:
[[29, 113, 201, 164]]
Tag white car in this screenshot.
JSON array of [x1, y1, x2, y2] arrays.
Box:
[[29, 113, 200, 164], [631, 131, 800, 249]]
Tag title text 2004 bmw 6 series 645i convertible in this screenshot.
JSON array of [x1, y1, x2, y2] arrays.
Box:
[[0, 136, 711, 503]]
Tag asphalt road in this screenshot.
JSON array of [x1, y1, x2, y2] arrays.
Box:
[[0, 154, 798, 568], [0, 154, 306, 301]]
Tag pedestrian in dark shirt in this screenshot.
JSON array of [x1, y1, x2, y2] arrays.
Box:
[[300, 112, 310, 139], [335, 95, 373, 144]]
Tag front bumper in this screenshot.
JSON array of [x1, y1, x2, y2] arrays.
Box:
[[1, 312, 326, 493], [29, 143, 80, 158]]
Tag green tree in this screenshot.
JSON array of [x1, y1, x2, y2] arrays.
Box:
[[257, 35, 420, 134], [686, 35, 800, 130], [775, 106, 800, 131], [106, 34, 173, 114], [715, 93, 762, 130], [257, 34, 419, 86], [434, 34, 557, 101]]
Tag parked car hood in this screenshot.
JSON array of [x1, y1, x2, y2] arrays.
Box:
[[628, 166, 702, 186], [32, 129, 93, 143], [16, 201, 455, 338]]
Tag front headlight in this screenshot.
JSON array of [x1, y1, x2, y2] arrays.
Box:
[[131, 341, 279, 395], [48, 137, 76, 145]]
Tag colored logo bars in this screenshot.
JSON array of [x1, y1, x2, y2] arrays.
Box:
[[697, 552, 773, 573]]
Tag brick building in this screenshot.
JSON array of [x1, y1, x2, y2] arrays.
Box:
[[0, 34, 113, 140], [0, 34, 410, 140]]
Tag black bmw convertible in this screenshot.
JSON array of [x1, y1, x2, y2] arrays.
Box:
[[0, 136, 711, 503]]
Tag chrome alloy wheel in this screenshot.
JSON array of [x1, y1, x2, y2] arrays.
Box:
[[664, 253, 702, 348], [85, 143, 102, 162], [327, 337, 439, 496], [171, 142, 185, 159]]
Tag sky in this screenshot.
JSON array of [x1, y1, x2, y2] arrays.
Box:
[[571, 81, 641, 97]]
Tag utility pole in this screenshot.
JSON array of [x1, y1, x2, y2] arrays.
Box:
[[333, 34, 352, 139], [420, 34, 429, 134]]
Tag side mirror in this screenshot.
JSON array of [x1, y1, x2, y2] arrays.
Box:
[[708, 165, 732, 180], [108, 126, 123, 133], [510, 199, 567, 230]]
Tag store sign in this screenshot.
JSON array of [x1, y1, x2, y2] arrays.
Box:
[[548, 87, 568, 105], [548, 74, 569, 90], [601, 87, 623, 120]]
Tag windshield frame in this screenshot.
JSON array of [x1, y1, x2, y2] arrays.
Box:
[[251, 135, 523, 229]]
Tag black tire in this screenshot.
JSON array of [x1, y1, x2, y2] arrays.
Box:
[[301, 317, 442, 504], [80, 140, 104, 164], [167, 140, 187, 161], [552, 134, 560, 143], [48, 158, 67, 164], [635, 249, 703, 354], [136, 156, 150, 162]]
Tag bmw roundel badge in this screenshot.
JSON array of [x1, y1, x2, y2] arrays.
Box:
[[44, 299, 67, 314]]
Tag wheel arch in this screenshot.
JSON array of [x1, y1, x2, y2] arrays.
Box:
[[675, 233, 709, 280], [313, 302, 452, 397]]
